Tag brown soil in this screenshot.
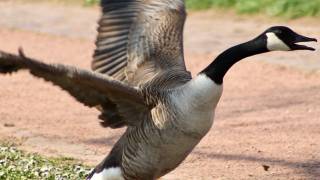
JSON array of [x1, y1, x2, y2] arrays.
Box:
[[0, 2, 319, 179]]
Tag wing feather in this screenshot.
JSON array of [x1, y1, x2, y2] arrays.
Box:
[[92, 0, 191, 86], [0, 50, 151, 128]]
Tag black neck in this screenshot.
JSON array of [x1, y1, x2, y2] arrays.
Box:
[[201, 37, 268, 84]]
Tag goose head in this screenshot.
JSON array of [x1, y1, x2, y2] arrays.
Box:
[[262, 26, 317, 51], [202, 26, 317, 84]]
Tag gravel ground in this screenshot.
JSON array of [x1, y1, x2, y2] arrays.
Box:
[[0, 1, 319, 179]]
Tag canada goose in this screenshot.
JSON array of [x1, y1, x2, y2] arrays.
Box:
[[0, 0, 317, 179]]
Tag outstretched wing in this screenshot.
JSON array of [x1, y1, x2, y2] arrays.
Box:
[[0, 49, 151, 128], [92, 0, 190, 86]]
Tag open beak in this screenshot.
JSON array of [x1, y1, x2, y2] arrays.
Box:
[[291, 34, 317, 51]]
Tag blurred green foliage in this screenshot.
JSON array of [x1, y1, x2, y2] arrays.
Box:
[[82, 0, 320, 19], [186, 0, 320, 19], [84, 0, 99, 6], [27, 0, 320, 18]]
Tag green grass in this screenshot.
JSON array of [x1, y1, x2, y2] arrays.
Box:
[[186, 0, 320, 19], [84, 0, 99, 6], [0, 143, 92, 179], [73, 0, 320, 19], [20, 0, 320, 18]]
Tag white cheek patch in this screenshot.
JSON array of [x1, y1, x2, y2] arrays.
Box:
[[266, 32, 291, 51], [90, 167, 124, 180]]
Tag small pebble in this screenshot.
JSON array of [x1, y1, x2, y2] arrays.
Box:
[[4, 123, 15, 127], [262, 164, 270, 171]]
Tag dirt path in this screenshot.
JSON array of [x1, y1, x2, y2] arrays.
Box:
[[0, 1, 319, 71], [0, 2, 319, 179]]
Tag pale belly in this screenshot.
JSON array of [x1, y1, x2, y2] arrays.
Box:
[[153, 110, 215, 178], [156, 131, 210, 177]]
